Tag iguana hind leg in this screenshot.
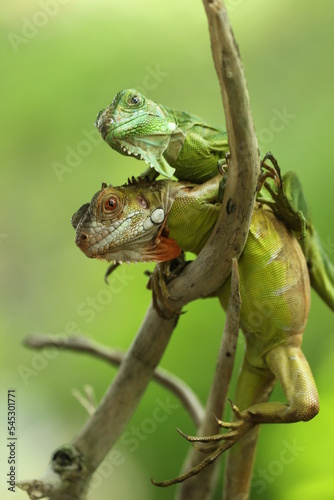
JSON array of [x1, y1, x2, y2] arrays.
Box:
[[246, 345, 319, 423], [152, 343, 319, 490], [151, 358, 275, 489], [222, 344, 318, 441], [223, 344, 318, 498]]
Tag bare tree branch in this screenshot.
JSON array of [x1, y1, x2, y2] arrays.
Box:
[[18, 1, 259, 498], [18, 303, 178, 499], [158, 0, 260, 310], [177, 258, 240, 499], [24, 333, 204, 427], [72, 385, 97, 416]]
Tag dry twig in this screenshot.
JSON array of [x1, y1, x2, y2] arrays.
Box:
[[24, 334, 204, 427]]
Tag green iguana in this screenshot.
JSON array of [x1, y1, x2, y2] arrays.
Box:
[[72, 171, 333, 494], [72, 165, 334, 312], [95, 88, 229, 181], [95, 91, 334, 309]]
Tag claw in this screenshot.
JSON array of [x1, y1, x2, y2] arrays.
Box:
[[176, 428, 218, 453], [151, 264, 177, 319], [104, 262, 119, 283], [177, 427, 218, 444], [258, 151, 282, 192], [152, 402, 255, 488], [257, 153, 307, 237], [227, 398, 243, 419], [151, 438, 233, 487], [217, 152, 230, 175], [211, 411, 220, 424], [149, 256, 188, 319]]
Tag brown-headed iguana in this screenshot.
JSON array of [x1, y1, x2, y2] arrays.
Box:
[[71, 170, 333, 492], [95, 90, 334, 309]]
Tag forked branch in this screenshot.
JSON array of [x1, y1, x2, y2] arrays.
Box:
[[18, 1, 259, 498], [24, 334, 204, 427]]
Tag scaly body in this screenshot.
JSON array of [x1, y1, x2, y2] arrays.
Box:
[[95, 92, 334, 310], [95, 89, 229, 181], [72, 176, 320, 496]]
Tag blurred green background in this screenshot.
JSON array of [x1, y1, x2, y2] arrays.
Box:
[[1, 1, 334, 498]]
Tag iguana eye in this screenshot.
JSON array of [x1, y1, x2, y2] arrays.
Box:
[[105, 196, 118, 211], [127, 93, 143, 107]]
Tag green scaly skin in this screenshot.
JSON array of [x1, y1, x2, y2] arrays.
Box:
[[95, 88, 229, 181], [95, 92, 334, 310], [72, 175, 322, 493], [258, 164, 334, 311]]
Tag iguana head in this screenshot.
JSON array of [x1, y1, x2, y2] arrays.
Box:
[[72, 180, 182, 263], [95, 89, 178, 177]]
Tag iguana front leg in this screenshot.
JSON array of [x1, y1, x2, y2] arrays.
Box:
[[147, 254, 188, 320], [257, 154, 334, 311], [217, 151, 281, 199], [257, 153, 307, 236], [258, 152, 281, 191]]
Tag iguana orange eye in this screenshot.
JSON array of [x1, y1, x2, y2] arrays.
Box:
[[105, 196, 118, 211]]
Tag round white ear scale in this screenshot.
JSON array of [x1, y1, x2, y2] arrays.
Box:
[[150, 208, 165, 224], [143, 208, 165, 230]]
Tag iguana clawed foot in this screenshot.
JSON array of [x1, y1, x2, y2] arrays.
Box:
[[217, 150, 282, 200], [217, 152, 230, 173], [146, 253, 188, 319], [152, 400, 255, 487], [258, 151, 282, 192], [258, 152, 307, 238], [216, 155, 230, 202]]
